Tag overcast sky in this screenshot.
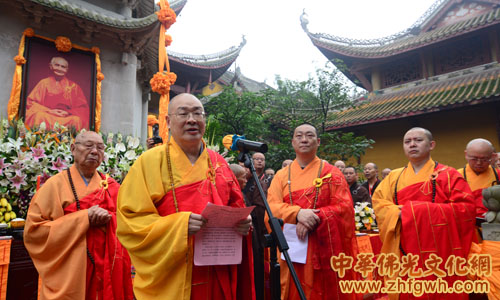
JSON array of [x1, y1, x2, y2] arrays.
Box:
[[167, 0, 437, 87]]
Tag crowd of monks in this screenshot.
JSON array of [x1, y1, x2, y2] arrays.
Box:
[[21, 92, 499, 300]]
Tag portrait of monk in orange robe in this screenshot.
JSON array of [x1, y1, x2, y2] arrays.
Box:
[[26, 56, 90, 130]]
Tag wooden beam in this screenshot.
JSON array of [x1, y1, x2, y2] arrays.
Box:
[[352, 70, 373, 92]]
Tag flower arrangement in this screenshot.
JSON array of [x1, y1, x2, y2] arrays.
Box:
[[0, 119, 145, 220], [354, 202, 377, 231]]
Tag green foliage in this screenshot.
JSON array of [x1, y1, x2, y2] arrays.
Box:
[[202, 62, 374, 170], [319, 131, 374, 162]]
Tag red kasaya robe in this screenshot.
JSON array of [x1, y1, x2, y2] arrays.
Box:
[[24, 165, 133, 300], [154, 149, 255, 300], [457, 164, 500, 217], [267, 158, 358, 300], [373, 159, 476, 300], [63, 173, 133, 300]]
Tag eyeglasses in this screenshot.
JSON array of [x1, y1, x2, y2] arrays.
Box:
[[75, 142, 105, 151], [466, 155, 492, 163], [170, 111, 206, 121]]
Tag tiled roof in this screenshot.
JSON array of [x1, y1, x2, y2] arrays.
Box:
[[328, 63, 500, 129], [304, 7, 500, 58], [26, 0, 168, 29], [218, 68, 271, 92], [169, 36, 246, 69]]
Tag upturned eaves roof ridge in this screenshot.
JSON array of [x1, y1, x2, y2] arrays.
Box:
[[28, 0, 160, 29], [168, 36, 246, 68], [302, 1, 500, 58], [326, 62, 500, 129]]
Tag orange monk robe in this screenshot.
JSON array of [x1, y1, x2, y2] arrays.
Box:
[[373, 158, 476, 300], [24, 165, 132, 300], [116, 139, 254, 300], [26, 76, 89, 130], [457, 164, 500, 217], [469, 241, 500, 300], [267, 157, 357, 300]]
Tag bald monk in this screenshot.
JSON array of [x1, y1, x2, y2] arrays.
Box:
[[458, 138, 500, 217], [26, 56, 89, 130], [334, 160, 346, 172], [24, 131, 133, 300], [230, 163, 248, 190], [267, 123, 357, 300], [116, 93, 254, 300], [372, 127, 475, 300]]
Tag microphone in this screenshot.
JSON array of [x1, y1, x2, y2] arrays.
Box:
[[222, 134, 268, 153]]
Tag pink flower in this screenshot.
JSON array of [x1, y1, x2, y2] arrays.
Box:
[[50, 157, 67, 172], [9, 171, 27, 190], [10, 159, 23, 171], [31, 145, 46, 160], [38, 172, 51, 186], [0, 158, 10, 176]]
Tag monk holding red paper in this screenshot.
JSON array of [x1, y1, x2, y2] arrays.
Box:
[[24, 131, 133, 300], [116, 93, 254, 300], [372, 127, 476, 299], [267, 123, 357, 300]]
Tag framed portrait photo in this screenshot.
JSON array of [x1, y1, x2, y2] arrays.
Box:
[[19, 36, 97, 131]]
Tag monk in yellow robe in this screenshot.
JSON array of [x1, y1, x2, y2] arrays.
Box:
[[24, 131, 133, 300], [457, 138, 500, 217], [116, 93, 255, 300], [26, 56, 89, 130], [373, 127, 476, 300], [267, 123, 357, 300]]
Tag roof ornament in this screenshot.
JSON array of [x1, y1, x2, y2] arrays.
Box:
[[240, 35, 247, 47], [300, 9, 309, 31]]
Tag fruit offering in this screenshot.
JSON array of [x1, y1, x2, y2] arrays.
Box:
[[0, 197, 16, 227]]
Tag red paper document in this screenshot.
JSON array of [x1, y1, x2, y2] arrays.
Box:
[[194, 203, 254, 266]]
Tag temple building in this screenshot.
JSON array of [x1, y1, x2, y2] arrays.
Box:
[[0, 0, 249, 298], [303, 0, 500, 168], [148, 39, 247, 115], [0, 0, 251, 138]]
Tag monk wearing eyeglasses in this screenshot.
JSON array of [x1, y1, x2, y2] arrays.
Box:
[[116, 93, 255, 300], [24, 131, 133, 300], [458, 138, 500, 217]]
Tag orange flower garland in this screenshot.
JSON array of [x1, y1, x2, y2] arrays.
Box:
[[91, 47, 100, 54], [97, 72, 105, 81], [14, 55, 26, 65], [156, 7, 176, 29], [23, 28, 35, 37], [54, 36, 72, 52], [165, 34, 173, 47], [150, 71, 177, 95]]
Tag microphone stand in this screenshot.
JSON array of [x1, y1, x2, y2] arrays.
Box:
[[239, 151, 306, 300]]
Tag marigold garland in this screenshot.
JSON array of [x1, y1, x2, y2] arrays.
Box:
[[54, 36, 72, 52], [97, 72, 105, 81], [147, 114, 159, 126], [23, 28, 35, 37], [14, 55, 26, 65], [156, 7, 177, 29], [91, 47, 100, 54], [150, 72, 177, 95], [165, 34, 173, 47]]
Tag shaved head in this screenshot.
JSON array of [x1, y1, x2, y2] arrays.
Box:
[[75, 131, 102, 144], [229, 164, 245, 177], [466, 138, 494, 153], [465, 138, 495, 174], [405, 127, 433, 142]]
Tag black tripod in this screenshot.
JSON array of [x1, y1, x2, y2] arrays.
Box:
[[239, 151, 306, 300]]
